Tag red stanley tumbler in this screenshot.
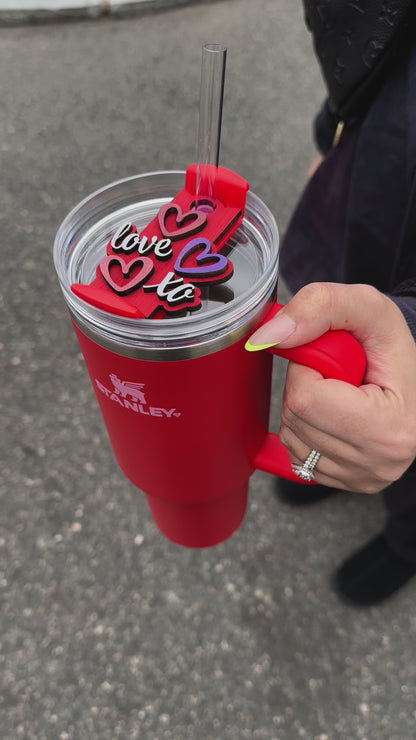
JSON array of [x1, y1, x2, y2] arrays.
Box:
[[54, 171, 366, 547]]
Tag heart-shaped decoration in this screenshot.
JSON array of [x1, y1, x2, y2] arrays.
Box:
[[174, 238, 232, 281], [99, 255, 154, 296], [158, 203, 207, 241]]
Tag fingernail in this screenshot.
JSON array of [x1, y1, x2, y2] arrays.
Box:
[[245, 312, 296, 352], [245, 339, 278, 352]]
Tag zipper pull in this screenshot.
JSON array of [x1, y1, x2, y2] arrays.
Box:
[[332, 120, 345, 148]]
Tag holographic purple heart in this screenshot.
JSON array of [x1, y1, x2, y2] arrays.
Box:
[[174, 238, 231, 280]]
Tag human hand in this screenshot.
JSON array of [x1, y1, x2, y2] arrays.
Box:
[[247, 283, 416, 493]]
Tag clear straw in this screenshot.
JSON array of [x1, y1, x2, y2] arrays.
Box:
[[195, 43, 227, 210]]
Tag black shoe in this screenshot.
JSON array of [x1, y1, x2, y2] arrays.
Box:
[[333, 533, 416, 607], [276, 477, 338, 506]]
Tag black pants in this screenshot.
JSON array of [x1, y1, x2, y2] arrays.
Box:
[[384, 470, 416, 563]]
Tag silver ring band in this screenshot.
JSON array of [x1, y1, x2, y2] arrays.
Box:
[[292, 449, 321, 482]]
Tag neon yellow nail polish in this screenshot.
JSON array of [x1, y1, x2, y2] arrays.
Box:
[[245, 339, 277, 352]]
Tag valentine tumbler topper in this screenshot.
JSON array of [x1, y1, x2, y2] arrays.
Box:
[[71, 43, 248, 320]]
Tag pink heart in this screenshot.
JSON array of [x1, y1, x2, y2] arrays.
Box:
[[158, 203, 207, 241], [99, 255, 154, 296]]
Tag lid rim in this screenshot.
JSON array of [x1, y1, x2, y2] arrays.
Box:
[[54, 171, 279, 354]]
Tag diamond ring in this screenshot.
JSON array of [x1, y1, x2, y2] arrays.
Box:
[[292, 449, 321, 482]]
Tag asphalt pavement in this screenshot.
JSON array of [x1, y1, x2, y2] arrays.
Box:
[[2, 2, 416, 739]]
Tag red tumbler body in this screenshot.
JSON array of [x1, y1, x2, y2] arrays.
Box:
[[73, 321, 273, 547]]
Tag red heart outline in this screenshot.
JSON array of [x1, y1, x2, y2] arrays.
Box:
[[158, 203, 207, 241], [99, 255, 154, 296]]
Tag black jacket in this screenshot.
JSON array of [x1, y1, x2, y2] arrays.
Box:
[[302, 0, 415, 119], [280, 3, 416, 340]]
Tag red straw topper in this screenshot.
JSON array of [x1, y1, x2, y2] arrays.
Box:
[[71, 163, 249, 319]]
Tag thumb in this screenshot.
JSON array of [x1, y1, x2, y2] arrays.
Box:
[[246, 283, 410, 370]]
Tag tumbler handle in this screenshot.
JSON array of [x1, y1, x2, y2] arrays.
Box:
[[253, 303, 367, 482]]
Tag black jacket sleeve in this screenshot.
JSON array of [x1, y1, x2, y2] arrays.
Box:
[[389, 280, 416, 340]]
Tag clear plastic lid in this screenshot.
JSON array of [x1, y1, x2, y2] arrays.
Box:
[[53, 171, 279, 358]]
